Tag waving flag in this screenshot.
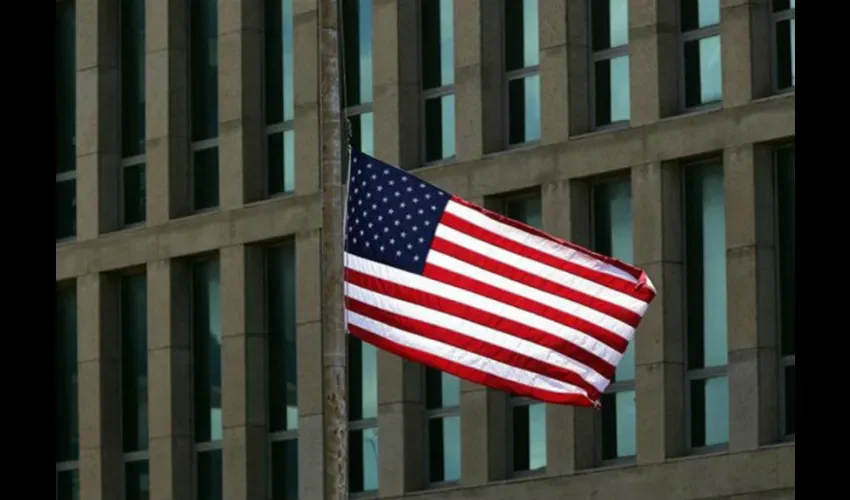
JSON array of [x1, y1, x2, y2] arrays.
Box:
[[342, 149, 656, 407]]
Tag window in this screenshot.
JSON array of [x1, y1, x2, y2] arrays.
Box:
[[684, 160, 728, 450], [491, 191, 547, 473], [121, 273, 150, 500], [56, 0, 76, 241], [265, 0, 296, 195], [267, 242, 299, 499], [590, 0, 630, 128], [772, 0, 795, 91], [775, 144, 795, 438], [425, 369, 461, 485], [421, 0, 456, 164], [121, 0, 146, 226], [505, 0, 540, 146], [190, 0, 219, 211], [680, 0, 722, 109], [343, 0, 374, 166], [56, 284, 79, 500], [590, 178, 635, 461], [192, 258, 222, 500], [348, 334, 379, 494]]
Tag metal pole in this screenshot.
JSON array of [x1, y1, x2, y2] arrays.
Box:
[[319, 0, 348, 498]]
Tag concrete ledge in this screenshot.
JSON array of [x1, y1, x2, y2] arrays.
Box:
[[56, 94, 794, 280], [389, 444, 794, 500]]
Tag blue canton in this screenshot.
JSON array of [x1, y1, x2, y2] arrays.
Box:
[[345, 149, 451, 275]]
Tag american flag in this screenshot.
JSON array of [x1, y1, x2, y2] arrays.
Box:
[[343, 150, 657, 407]]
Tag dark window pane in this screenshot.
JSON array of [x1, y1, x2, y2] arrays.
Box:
[[122, 273, 148, 452], [56, 0, 76, 175], [265, 0, 295, 124], [125, 461, 150, 500], [684, 162, 726, 370], [424, 94, 456, 163], [271, 440, 299, 499], [193, 147, 220, 210], [512, 402, 546, 471], [776, 146, 795, 356], [773, 0, 792, 12], [343, 0, 372, 105], [425, 368, 460, 409], [428, 415, 461, 483], [193, 259, 222, 443], [594, 55, 630, 126], [198, 449, 223, 500], [600, 390, 636, 459], [681, 0, 719, 32], [689, 376, 729, 447], [123, 163, 146, 225], [592, 0, 629, 50], [268, 243, 298, 432], [348, 336, 378, 421], [57, 179, 77, 240], [504, 0, 539, 71], [56, 286, 79, 462], [191, 0, 219, 141], [57, 469, 80, 500], [784, 365, 795, 435], [349, 427, 379, 493], [775, 18, 795, 89], [508, 75, 540, 145], [684, 36, 722, 107], [268, 130, 295, 195], [121, 0, 146, 157], [504, 193, 542, 229]]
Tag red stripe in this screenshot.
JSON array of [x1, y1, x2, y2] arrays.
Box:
[[431, 235, 641, 327], [440, 211, 656, 303], [345, 268, 616, 380], [347, 324, 595, 407], [423, 260, 629, 354], [347, 297, 602, 400]]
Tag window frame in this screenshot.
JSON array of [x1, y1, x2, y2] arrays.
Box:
[[56, 170, 77, 243], [262, 0, 297, 198], [263, 240, 300, 496], [349, 414, 379, 498], [770, 1, 795, 93], [418, 0, 457, 168], [773, 142, 795, 441], [56, 281, 79, 498], [507, 397, 547, 476], [56, 0, 77, 243], [118, 0, 147, 228], [681, 157, 729, 454], [678, 1, 722, 112], [588, 174, 637, 465], [502, 0, 541, 149], [588, 0, 631, 131], [422, 370, 461, 488]]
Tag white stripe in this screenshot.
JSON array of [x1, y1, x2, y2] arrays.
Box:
[[428, 249, 635, 340], [346, 281, 611, 391], [434, 223, 649, 317], [445, 200, 639, 283], [346, 310, 588, 396], [345, 252, 623, 365]]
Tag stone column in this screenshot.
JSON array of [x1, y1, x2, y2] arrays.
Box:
[[218, 0, 265, 208], [146, 0, 191, 224], [542, 179, 596, 474], [724, 144, 779, 451], [629, 0, 679, 126], [720, 0, 773, 107], [221, 245, 268, 499], [77, 273, 122, 500], [147, 259, 194, 500], [538, 0, 569, 145], [632, 162, 687, 464], [294, 0, 321, 196], [76, 0, 120, 239], [295, 229, 325, 499]]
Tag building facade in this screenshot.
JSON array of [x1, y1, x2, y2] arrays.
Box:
[[55, 0, 795, 499]]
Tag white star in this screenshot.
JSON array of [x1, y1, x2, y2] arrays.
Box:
[[438, 192, 444, 196], [425, 194, 431, 199], [389, 209, 394, 214], [389, 180, 395, 186], [400, 202, 406, 208], [357, 170, 362, 175], [361, 180, 366, 186], [413, 198, 419, 203], [407, 187, 413, 192], [372, 204, 377, 210], [419, 237, 425, 243], [407, 244, 413, 250], [365, 162, 370, 168], [424, 221, 430, 226], [366, 193, 371, 199], [378, 215, 383, 221], [380, 246, 385, 252], [395, 192, 400, 197], [365, 242, 370, 247], [394, 220, 400, 226], [396, 250, 402, 256], [371, 174, 377, 180], [383, 197, 388, 203], [384, 227, 389, 233], [418, 209, 424, 214], [402, 177, 408, 182], [420, 183, 425, 188], [355, 219, 360, 225], [377, 186, 383, 192], [362, 211, 367, 217], [406, 214, 412, 220], [357, 200, 362, 206], [368, 222, 373, 228], [431, 205, 437, 211], [412, 226, 418, 231], [383, 169, 389, 174], [353, 237, 357, 243], [373, 234, 379, 240], [389, 238, 395, 244], [413, 255, 420, 261], [359, 230, 364, 236], [400, 232, 407, 238], [354, 188, 358, 194], [354, 158, 358, 163]]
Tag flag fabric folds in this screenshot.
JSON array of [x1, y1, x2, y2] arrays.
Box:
[[342, 149, 657, 407]]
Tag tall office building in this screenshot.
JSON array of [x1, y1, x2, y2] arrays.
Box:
[[55, 0, 795, 498]]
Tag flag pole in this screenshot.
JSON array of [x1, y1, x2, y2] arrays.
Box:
[[319, 0, 348, 497]]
